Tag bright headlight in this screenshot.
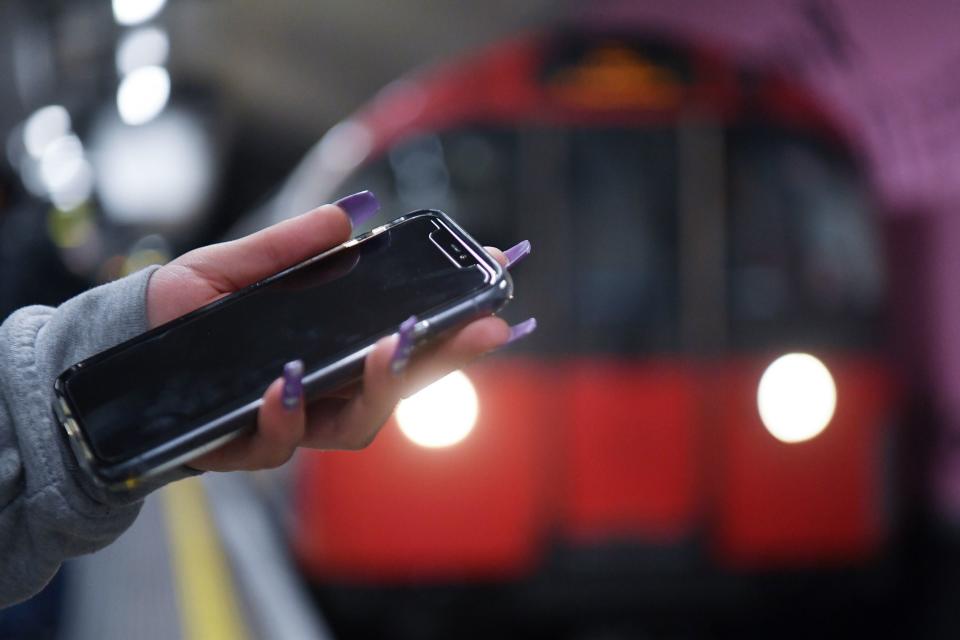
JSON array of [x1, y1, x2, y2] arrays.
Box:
[[396, 371, 478, 448], [757, 353, 837, 444]]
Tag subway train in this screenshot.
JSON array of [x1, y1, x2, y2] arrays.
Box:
[[270, 28, 911, 637]]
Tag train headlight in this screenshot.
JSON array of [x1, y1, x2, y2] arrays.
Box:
[[757, 353, 836, 443], [396, 371, 478, 448]]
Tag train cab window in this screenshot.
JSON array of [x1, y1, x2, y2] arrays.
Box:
[[726, 127, 885, 349], [567, 128, 680, 355]]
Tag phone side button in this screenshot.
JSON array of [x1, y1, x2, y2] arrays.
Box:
[[64, 417, 80, 437], [412, 319, 429, 337], [59, 397, 73, 418]]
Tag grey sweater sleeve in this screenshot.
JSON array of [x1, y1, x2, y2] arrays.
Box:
[[0, 265, 178, 606]]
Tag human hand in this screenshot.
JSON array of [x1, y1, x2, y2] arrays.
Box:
[[145, 192, 535, 471]]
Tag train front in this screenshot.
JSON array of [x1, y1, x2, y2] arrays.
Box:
[[277, 30, 906, 638]]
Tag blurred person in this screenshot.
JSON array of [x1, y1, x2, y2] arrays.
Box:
[[0, 190, 526, 606]]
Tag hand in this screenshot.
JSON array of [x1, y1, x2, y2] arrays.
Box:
[[146, 193, 529, 471]]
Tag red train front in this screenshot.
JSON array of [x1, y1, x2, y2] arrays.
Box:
[[279, 29, 906, 637]]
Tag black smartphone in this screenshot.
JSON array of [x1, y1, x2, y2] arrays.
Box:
[[53, 210, 513, 490]]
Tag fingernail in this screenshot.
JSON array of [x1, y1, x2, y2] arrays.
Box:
[[390, 315, 417, 376], [282, 359, 304, 410], [506, 317, 537, 345], [503, 240, 531, 269], [334, 190, 380, 228]]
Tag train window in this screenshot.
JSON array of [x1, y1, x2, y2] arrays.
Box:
[[567, 128, 680, 354], [726, 126, 885, 349], [340, 123, 884, 356]]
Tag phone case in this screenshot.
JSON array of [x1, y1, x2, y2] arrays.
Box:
[[53, 210, 513, 490]]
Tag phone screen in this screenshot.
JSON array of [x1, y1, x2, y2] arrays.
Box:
[[64, 216, 491, 463]]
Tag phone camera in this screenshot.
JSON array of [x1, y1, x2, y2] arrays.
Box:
[[430, 227, 476, 268]]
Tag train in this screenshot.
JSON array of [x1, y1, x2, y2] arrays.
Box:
[[269, 27, 909, 638]]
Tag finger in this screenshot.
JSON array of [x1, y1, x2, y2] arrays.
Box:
[[173, 200, 362, 294], [499, 240, 531, 269], [302, 334, 403, 450], [396, 315, 510, 396], [190, 365, 306, 471], [484, 246, 507, 267], [300, 315, 510, 450], [323, 380, 362, 400]]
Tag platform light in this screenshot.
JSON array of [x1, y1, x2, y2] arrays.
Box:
[[39, 135, 94, 211], [112, 0, 167, 26], [47, 205, 96, 249], [92, 108, 214, 226], [116, 27, 169, 75], [757, 353, 837, 443], [117, 65, 170, 126], [23, 105, 71, 158], [396, 371, 478, 448]]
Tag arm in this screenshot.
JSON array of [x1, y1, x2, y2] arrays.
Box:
[[0, 266, 170, 606]]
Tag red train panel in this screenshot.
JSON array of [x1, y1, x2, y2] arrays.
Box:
[[713, 356, 899, 567], [561, 361, 700, 543], [293, 361, 554, 581]]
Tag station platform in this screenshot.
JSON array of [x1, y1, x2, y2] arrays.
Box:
[[54, 473, 334, 640]]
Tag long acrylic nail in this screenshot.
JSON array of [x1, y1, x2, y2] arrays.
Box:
[[390, 315, 417, 376], [506, 317, 537, 346], [282, 359, 304, 410], [334, 190, 380, 228], [503, 240, 531, 269]]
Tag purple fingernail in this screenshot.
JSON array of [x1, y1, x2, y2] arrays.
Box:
[[282, 359, 304, 410], [506, 317, 537, 345], [503, 240, 531, 269], [390, 315, 417, 375], [334, 190, 380, 228]]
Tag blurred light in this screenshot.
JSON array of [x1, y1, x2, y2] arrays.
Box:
[[39, 135, 94, 211], [122, 236, 172, 277], [92, 108, 214, 226], [116, 27, 169, 75], [117, 65, 170, 126], [49, 204, 104, 276], [47, 204, 95, 249], [122, 248, 168, 275], [23, 105, 71, 158], [396, 371, 478, 448], [130, 233, 171, 259], [545, 45, 682, 110], [17, 154, 48, 198], [757, 353, 837, 443], [317, 120, 372, 173], [112, 0, 167, 26]]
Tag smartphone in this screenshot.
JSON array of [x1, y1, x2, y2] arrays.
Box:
[[53, 210, 512, 490]]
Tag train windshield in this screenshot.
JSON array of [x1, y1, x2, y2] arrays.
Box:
[[339, 123, 884, 356]]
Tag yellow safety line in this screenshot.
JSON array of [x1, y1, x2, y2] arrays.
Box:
[[162, 478, 250, 640]]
